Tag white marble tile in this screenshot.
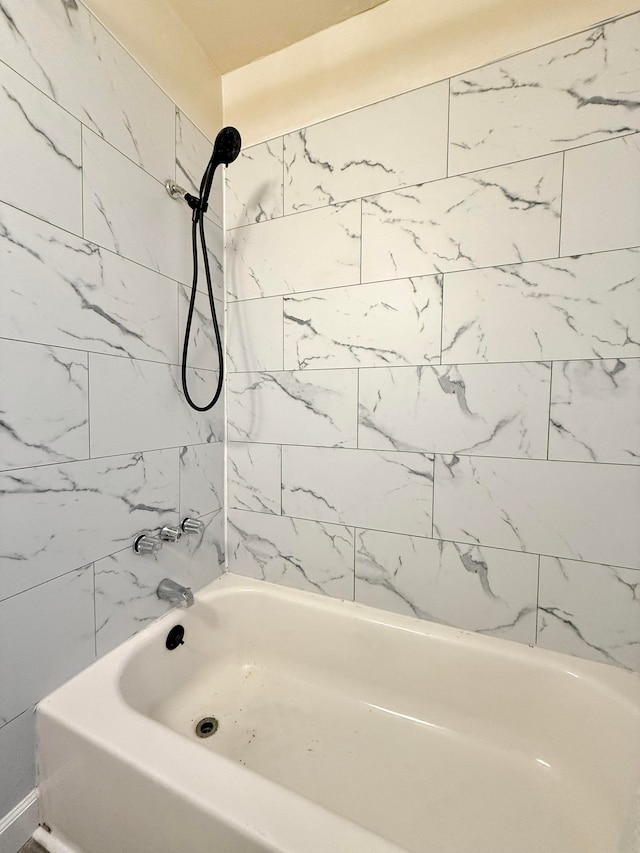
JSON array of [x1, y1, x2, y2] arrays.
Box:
[[179, 285, 225, 372], [227, 369, 357, 447], [175, 110, 222, 229], [356, 529, 538, 644], [228, 442, 282, 515], [0, 0, 175, 180], [441, 249, 640, 364], [561, 133, 640, 256], [228, 509, 353, 599], [83, 130, 223, 293], [282, 446, 433, 537], [284, 82, 448, 213], [95, 509, 224, 657], [179, 442, 224, 519], [538, 556, 640, 672], [89, 355, 223, 457], [0, 449, 178, 601], [284, 275, 442, 370], [362, 155, 562, 282], [449, 14, 640, 175], [0, 339, 88, 471], [359, 362, 551, 458], [433, 455, 640, 570], [0, 707, 35, 818], [227, 297, 284, 372], [0, 60, 81, 234], [0, 566, 95, 726], [226, 201, 361, 301], [226, 138, 284, 228], [0, 201, 181, 363], [549, 359, 640, 465]]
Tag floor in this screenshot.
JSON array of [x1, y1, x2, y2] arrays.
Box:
[[18, 840, 47, 853]]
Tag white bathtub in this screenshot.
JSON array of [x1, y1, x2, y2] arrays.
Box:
[[37, 573, 640, 853]]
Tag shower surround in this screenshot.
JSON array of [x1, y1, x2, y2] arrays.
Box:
[[225, 11, 640, 670], [0, 0, 224, 840]]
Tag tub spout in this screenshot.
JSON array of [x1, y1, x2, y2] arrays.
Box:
[[157, 578, 194, 608]]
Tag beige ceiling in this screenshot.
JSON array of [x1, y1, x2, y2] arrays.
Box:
[[165, 0, 391, 73]]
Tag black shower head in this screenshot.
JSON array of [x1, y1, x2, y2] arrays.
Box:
[[212, 126, 242, 167], [197, 126, 242, 214]]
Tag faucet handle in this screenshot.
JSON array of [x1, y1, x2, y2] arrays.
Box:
[[181, 517, 205, 535], [133, 533, 163, 555], [159, 525, 182, 542]]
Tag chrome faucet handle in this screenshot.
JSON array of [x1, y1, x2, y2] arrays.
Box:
[[133, 533, 163, 555], [159, 525, 182, 543], [181, 517, 205, 535]]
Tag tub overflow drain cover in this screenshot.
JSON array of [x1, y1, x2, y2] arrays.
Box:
[[196, 716, 219, 738]]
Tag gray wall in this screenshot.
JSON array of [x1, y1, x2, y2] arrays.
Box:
[[225, 12, 640, 671], [0, 0, 224, 825]]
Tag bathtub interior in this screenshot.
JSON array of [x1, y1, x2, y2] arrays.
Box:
[[115, 575, 640, 853]]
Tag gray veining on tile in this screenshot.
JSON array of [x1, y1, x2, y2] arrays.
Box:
[[0, 449, 179, 601], [284, 82, 448, 213], [433, 454, 640, 569], [549, 359, 640, 465], [359, 362, 551, 458], [0, 201, 181, 363], [226, 201, 361, 301], [226, 138, 284, 228], [0, 566, 95, 726], [227, 296, 284, 372], [0, 60, 81, 234], [0, 0, 176, 180], [89, 355, 222, 457], [0, 339, 88, 471], [228, 509, 354, 599], [561, 133, 640, 256], [362, 154, 562, 282], [175, 109, 221, 229], [228, 442, 282, 515], [538, 556, 640, 671], [282, 445, 433, 537], [441, 249, 640, 364], [95, 509, 223, 657], [179, 442, 224, 519], [284, 275, 442, 370], [449, 12, 640, 174], [227, 369, 357, 447], [356, 529, 538, 644]]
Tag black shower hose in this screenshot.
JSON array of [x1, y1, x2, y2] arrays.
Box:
[[181, 164, 224, 412]]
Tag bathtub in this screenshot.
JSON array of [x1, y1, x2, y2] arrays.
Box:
[[36, 573, 640, 853]]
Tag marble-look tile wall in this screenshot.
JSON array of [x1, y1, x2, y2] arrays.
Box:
[[226, 12, 640, 674], [0, 0, 224, 826]]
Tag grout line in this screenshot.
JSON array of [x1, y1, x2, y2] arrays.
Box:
[[446, 78, 451, 178], [546, 362, 554, 461], [430, 456, 436, 539], [352, 526, 356, 601], [439, 273, 446, 365], [558, 150, 566, 257], [87, 351, 92, 457], [221, 440, 640, 469], [80, 123, 85, 238], [359, 197, 363, 284], [280, 444, 283, 516], [92, 562, 98, 658], [226, 507, 640, 574], [225, 130, 640, 232], [281, 136, 285, 216], [225, 240, 640, 303], [356, 368, 360, 449], [534, 554, 542, 645], [226, 354, 640, 377], [235, 9, 639, 150]]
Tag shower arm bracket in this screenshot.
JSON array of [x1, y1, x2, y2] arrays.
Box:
[[164, 179, 207, 214]]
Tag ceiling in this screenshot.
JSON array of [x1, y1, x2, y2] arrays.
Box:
[[165, 0, 391, 73]]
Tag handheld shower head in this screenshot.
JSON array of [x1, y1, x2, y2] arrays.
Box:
[[198, 126, 242, 214], [211, 126, 242, 167]]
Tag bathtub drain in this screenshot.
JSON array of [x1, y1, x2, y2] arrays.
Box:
[[196, 716, 219, 738]]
